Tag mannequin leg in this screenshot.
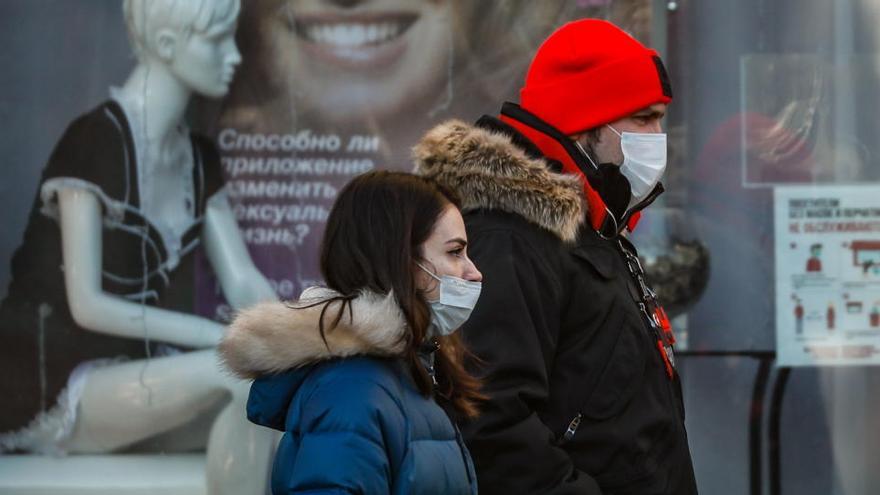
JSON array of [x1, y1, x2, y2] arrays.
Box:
[[206, 398, 277, 495], [126, 401, 223, 453], [64, 350, 274, 494], [65, 350, 229, 453]]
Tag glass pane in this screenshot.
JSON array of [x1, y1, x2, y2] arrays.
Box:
[[2, 1, 879, 494]]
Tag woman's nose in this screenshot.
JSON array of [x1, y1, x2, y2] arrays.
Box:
[[465, 258, 483, 282]]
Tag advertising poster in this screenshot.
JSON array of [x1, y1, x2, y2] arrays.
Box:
[[193, 0, 655, 320], [0, 0, 660, 433], [775, 185, 880, 366]]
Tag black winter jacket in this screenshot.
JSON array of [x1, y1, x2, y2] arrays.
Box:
[[414, 117, 698, 495]]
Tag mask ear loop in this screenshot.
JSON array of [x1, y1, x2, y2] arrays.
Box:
[[573, 139, 621, 240], [416, 262, 442, 282], [573, 140, 599, 171], [606, 124, 622, 138]]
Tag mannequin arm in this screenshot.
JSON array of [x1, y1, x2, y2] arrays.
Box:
[[203, 192, 276, 309], [59, 188, 223, 348]]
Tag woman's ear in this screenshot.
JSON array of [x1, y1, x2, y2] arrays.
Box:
[[413, 259, 428, 292], [154, 28, 178, 62]]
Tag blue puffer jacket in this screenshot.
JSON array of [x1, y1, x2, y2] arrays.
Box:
[[219, 287, 478, 495]]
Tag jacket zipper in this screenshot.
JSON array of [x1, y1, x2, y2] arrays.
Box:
[[419, 338, 440, 387], [427, 363, 438, 386], [559, 413, 583, 445]]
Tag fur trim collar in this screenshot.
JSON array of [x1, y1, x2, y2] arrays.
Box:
[[412, 119, 585, 242], [219, 287, 407, 379]]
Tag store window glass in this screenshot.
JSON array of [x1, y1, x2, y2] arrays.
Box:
[[666, 0, 880, 493], [0, 1, 877, 494]]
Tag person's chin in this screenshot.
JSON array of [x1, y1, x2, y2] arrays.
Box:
[[302, 92, 408, 126], [202, 86, 230, 100]]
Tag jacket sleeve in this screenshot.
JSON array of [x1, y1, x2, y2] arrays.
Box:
[[282, 374, 404, 494], [461, 228, 602, 495]]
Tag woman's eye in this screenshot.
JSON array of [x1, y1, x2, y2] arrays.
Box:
[[449, 248, 464, 258]]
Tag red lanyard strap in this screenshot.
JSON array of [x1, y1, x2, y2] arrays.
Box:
[[618, 240, 676, 378]]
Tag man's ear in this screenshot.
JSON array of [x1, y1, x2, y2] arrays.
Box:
[[154, 29, 177, 62]]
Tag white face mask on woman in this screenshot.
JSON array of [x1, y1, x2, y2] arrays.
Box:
[[607, 125, 667, 209], [417, 263, 482, 337]]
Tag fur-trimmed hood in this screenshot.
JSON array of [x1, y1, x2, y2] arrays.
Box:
[[413, 119, 585, 242], [219, 287, 407, 379]]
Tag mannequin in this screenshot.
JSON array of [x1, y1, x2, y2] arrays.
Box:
[[0, 1, 274, 493]]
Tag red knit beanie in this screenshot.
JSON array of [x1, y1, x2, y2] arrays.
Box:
[[520, 19, 673, 136]]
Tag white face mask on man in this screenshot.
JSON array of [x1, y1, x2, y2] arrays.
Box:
[[417, 263, 482, 338], [607, 125, 667, 209]]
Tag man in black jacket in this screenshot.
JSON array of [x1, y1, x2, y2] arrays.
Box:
[[413, 19, 698, 495]]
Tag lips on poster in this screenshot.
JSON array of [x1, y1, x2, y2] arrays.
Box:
[[775, 185, 880, 366]]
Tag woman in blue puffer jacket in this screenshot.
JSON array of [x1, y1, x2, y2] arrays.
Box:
[[219, 171, 484, 494]]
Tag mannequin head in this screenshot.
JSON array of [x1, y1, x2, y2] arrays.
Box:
[[123, 0, 242, 97]]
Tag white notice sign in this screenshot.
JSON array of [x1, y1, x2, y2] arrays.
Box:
[[775, 186, 880, 366]]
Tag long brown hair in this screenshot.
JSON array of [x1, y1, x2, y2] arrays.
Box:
[[315, 170, 484, 418]]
